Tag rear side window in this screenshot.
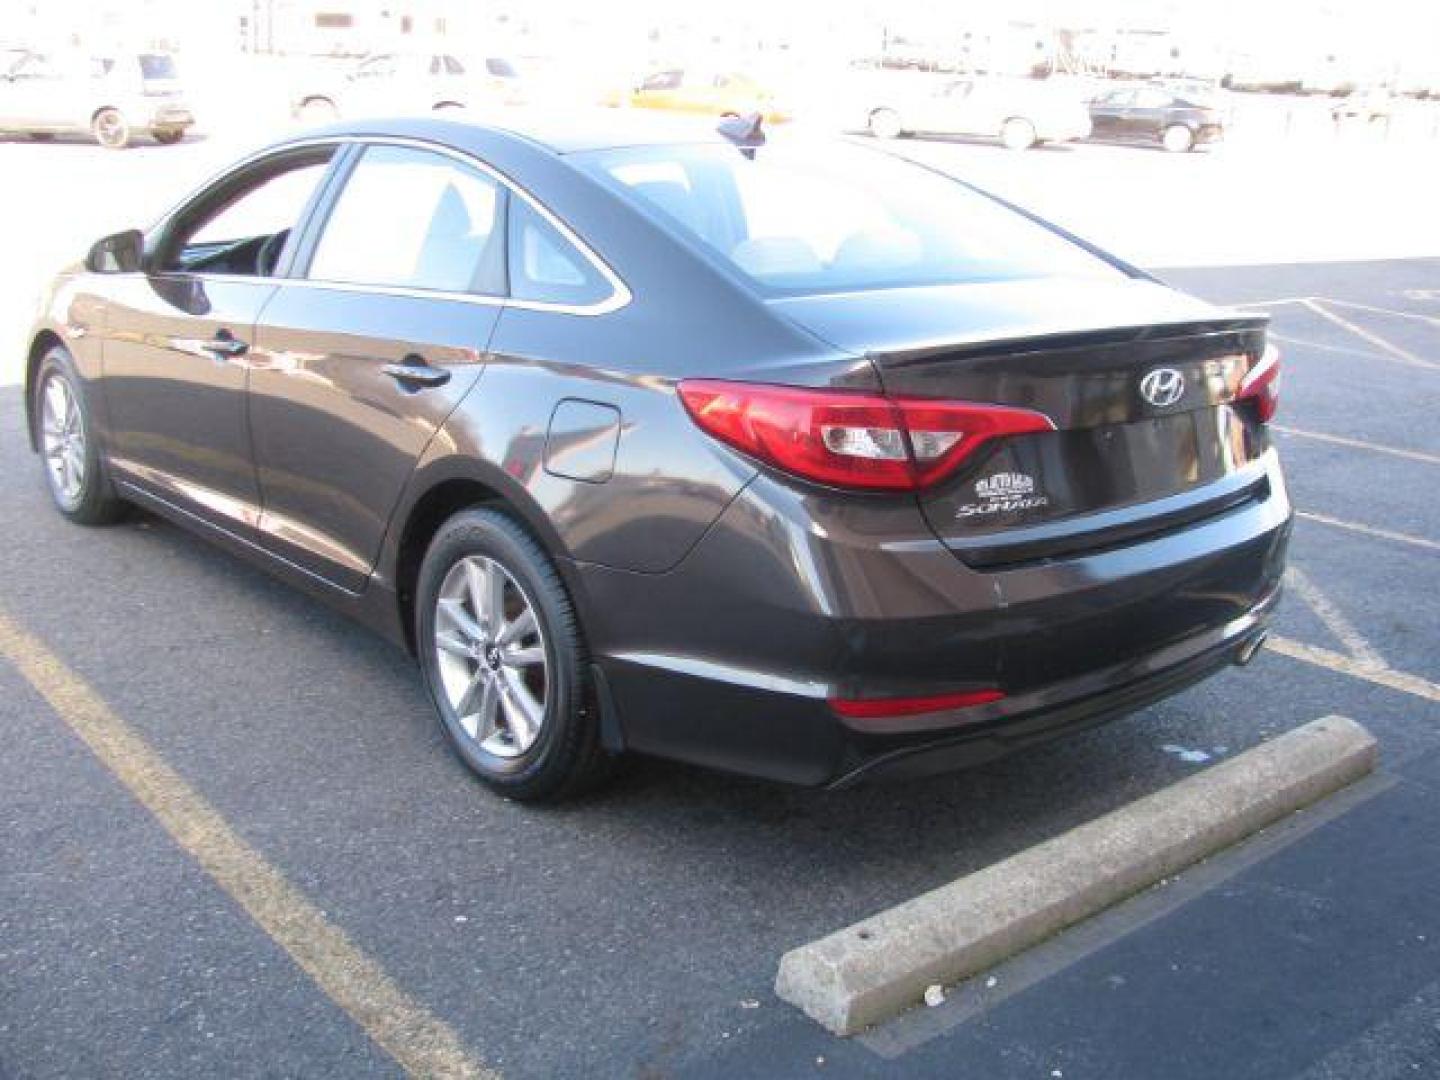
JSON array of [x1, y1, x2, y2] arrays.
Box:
[[507, 199, 611, 308], [307, 145, 505, 295], [581, 140, 1122, 296]]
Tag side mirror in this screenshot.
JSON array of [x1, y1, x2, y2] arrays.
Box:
[[86, 229, 145, 273]]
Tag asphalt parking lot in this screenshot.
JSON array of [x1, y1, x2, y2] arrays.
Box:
[[2, 131, 1439, 1078]]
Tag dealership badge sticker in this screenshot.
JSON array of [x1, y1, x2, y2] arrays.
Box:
[[957, 471, 1050, 518]]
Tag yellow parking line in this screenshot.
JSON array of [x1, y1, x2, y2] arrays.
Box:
[[1297, 510, 1440, 554], [1268, 635, 1440, 705], [0, 609, 493, 1080]]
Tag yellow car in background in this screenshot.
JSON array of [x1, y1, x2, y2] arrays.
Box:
[[612, 67, 790, 124]]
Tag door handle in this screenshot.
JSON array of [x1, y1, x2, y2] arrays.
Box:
[[203, 331, 249, 358], [382, 357, 451, 390]]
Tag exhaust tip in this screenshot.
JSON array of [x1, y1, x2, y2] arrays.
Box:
[[1234, 632, 1269, 667]]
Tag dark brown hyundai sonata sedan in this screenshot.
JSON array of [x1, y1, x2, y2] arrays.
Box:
[[24, 114, 1289, 800]]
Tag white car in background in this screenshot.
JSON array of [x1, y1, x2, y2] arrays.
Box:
[[858, 73, 1092, 150], [0, 50, 193, 148], [292, 52, 526, 123]]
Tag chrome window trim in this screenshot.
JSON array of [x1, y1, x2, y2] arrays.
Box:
[[145, 133, 632, 318]]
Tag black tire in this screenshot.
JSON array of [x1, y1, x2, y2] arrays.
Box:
[[153, 129, 184, 145], [33, 346, 127, 525], [868, 107, 904, 140], [28, 132, 55, 142], [415, 508, 612, 802]]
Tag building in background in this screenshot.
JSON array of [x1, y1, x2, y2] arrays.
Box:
[[2, 0, 1437, 95]]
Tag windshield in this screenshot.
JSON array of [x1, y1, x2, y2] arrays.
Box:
[[138, 53, 177, 79], [578, 140, 1123, 296]]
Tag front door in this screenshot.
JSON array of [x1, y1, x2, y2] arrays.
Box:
[[2, 52, 72, 129], [100, 145, 339, 536], [247, 143, 505, 590], [1088, 88, 1135, 140]]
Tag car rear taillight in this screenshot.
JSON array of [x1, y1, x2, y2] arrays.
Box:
[[677, 380, 1054, 492], [1236, 343, 1280, 423], [829, 688, 1005, 719]]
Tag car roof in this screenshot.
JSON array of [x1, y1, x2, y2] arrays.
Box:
[[300, 109, 733, 156]]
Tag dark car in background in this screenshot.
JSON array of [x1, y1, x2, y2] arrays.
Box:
[[24, 114, 1288, 801], [1088, 85, 1225, 151]]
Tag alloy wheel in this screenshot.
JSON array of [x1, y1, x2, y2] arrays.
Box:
[[93, 108, 130, 149], [433, 555, 549, 758], [40, 373, 86, 509]]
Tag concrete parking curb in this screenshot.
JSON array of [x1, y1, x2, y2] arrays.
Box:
[[774, 715, 1378, 1036]]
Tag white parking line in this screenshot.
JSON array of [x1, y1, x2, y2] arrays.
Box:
[[1231, 297, 1317, 308], [1269, 636, 1440, 705], [1298, 510, 1440, 554], [1273, 426, 1440, 468], [1284, 567, 1386, 671], [1269, 333, 1394, 362], [1303, 299, 1439, 371], [1324, 297, 1440, 328]]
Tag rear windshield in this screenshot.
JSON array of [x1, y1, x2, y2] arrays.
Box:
[[138, 53, 177, 79], [577, 140, 1123, 296]]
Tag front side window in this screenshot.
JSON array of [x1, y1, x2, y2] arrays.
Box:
[[166, 150, 335, 276], [307, 145, 504, 295], [353, 55, 394, 79], [507, 199, 611, 307], [641, 70, 682, 91], [581, 140, 1122, 297], [10, 53, 59, 80]]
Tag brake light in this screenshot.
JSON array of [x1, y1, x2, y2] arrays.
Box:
[[677, 380, 1054, 492], [1236, 343, 1280, 423], [829, 688, 1004, 719]]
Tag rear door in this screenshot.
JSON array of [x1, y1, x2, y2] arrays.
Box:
[[1126, 88, 1174, 140], [932, 79, 979, 135], [247, 142, 503, 590], [1088, 88, 1134, 140]]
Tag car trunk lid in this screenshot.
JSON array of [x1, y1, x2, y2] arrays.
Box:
[[771, 276, 1273, 566]]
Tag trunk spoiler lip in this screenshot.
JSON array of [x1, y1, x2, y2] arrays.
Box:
[[860, 313, 1270, 370]]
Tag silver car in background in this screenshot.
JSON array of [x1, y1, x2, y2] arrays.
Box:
[[291, 52, 526, 124], [859, 73, 1092, 149], [0, 50, 193, 148]]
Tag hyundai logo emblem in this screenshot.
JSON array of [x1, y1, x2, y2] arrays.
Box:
[[1139, 368, 1186, 408]]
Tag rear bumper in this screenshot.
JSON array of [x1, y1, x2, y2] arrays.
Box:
[[146, 106, 193, 130], [828, 590, 1275, 786], [576, 453, 1291, 786]]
